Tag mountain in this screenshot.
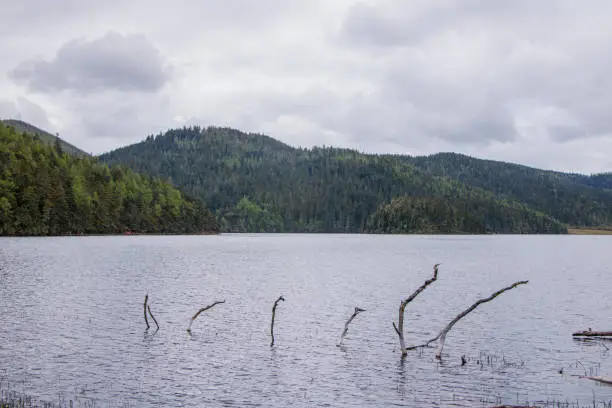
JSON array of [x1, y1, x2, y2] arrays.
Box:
[[401, 152, 612, 226], [366, 195, 566, 234], [99, 126, 583, 234], [0, 122, 218, 236], [1, 119, 90, 158]]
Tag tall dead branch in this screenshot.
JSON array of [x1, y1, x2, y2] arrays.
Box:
[[270, 296, 285, 347], [147, 305, 159, 330], [187, 300, 226, 333], [405, 280, 528, 358], [337, 307, 366, 347], [393, 263, 440, 356], [144, 294, 150, 329]]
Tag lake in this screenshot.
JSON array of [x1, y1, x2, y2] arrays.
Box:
[[1, 234, 611, 407]]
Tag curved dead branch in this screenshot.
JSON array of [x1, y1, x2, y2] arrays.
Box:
[[147, 305, 159, 330], [187, 300, 226, 333], [270, 296, 285, 347], [393, 263, 440, 356], [404, 280, 528, 358], [144, 294, 150, 329], [338, 306, 366, 347]]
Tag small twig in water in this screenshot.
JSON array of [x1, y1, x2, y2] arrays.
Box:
[[270, 296, 285, 347], [144, 294, 150, 330], [187, 300, 226, 333], [147, 305, 159, 330], [337, 307, 366, 347]]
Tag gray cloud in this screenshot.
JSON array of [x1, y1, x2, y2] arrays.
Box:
[[336, 0, 612, 146], [1, 0, 611, 173], [10, 32, 170, 93], [0, 97, 52, 131]]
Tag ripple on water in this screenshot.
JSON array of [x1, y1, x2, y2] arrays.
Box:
[[0, 235, 611, 407]]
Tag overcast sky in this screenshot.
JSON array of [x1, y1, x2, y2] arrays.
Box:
[[2, 1, 611, 174]]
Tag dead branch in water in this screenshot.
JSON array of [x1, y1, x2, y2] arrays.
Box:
[[337, 307, 366, 347], [393, 263, 440, 356], [572, 329, 612, 337], [187, 300, 226, 333], [144, 294, 150, 329], [577, 375, 612, 385], [405, 280, 528, 358], [147, 305, 159, 330], [270, 296, 285, 347]]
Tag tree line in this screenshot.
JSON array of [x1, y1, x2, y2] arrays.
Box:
[[100, 126, 585, 234], [0, 123, 218, 236]]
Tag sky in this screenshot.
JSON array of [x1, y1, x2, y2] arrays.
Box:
[[1, 0, 612, 174]]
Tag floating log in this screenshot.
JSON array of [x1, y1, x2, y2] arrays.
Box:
[[572, 330, 612, 337], [393, 263, 440, 356]]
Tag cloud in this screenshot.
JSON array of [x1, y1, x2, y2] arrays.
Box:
[[10, 32, 170, 94], [0, 97, 52, 131], [2, 0, 612, 173], [334, 0, 612, 148]]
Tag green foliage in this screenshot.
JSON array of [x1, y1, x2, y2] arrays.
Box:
[[0, 123, 218, 236], [366, 196, 567, 234], [402, 152, 612, 227], [99, 126, 577, 234]]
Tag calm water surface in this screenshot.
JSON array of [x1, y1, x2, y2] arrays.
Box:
[[1, 234, 611, 407]]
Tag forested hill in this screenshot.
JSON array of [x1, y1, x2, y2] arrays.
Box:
[[402, 153, 612, 226], [0, 123, 218, 236], [2, 119, 90, 158], [98, 126, 590, 234]]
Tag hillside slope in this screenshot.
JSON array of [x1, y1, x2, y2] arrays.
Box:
[[0, 122, 218, 236], [2, 119, 90, 157], [100, 126, 569, 234], [401, 152, 612, 226]]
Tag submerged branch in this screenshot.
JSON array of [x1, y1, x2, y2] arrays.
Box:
[[428, 280, 528, 359], [337, 307, 366, 347], [572, 330, 612, 337], [394, 263, 440, 356], [187, 300, 226, 333], [270, 296, 285, 347], [144, 294, 150, 330], [147, 305, 159, 330]]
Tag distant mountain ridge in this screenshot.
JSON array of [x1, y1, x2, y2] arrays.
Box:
[[99, 125, 611, 233], [1, 119, 90, 158], [6, 119, 610, 234]]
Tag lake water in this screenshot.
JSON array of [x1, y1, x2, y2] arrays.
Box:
[[1, 234, 611, 407]]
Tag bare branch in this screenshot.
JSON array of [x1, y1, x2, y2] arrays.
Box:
[[147, 305, 159, 330], [337, 307, 366, 347], [144, 294, 150, 330], [578, 375, 612, 386], [270, 296, 285, 347], [187, 300, 226, 333], [572, 330, 612, 337], [395, 263, 440, 356], [428, 280, 528, 359]]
